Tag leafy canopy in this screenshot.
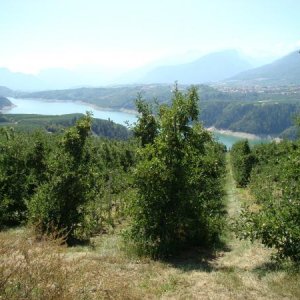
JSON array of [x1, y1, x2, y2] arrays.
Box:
[[127, 85, 226, 258]]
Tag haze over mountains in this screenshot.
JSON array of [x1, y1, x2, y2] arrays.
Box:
[[227, 51, 300, 86], [0, 67, 117, 91], [0, 49, 299, 91], [0, 68, 44, 91], [139, 50, 252, 84], [0, 86, 13, 97]]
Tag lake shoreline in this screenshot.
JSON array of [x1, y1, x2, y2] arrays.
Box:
[[3, 97, 279, 145], [12, 97, 139, 116], [4, 97, 137, 126], [206, 126, 261, 140]]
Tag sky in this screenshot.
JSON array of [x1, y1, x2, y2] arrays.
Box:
[[1, 0, 300, 74]]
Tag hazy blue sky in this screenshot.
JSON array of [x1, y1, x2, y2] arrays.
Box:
[[1, 0, 299, 73]]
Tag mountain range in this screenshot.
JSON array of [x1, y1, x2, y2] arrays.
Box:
[[0, 68, 44, 91], [139, 50, 252, 84], [0, 67, 116, 91], [0, 49, 300, 91], [226, 51, 300, 86]]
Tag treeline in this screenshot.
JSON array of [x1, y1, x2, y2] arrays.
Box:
[[231, 139, 300, 262], [0, 113, 131, 140], [201, 101, 300, 138], [0, 86, 226, 258]]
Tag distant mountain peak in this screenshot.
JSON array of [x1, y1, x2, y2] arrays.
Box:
[[139, 49, 252, 84]]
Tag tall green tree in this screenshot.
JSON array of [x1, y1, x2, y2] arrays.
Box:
[[231, 140, 254, 187], [28, 114, 94, 240], [127, 85, 225, 258]]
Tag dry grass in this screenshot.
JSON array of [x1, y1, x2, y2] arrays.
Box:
[[0, 228, 143, 299], [1, 227, 299, 300], [1, 156, 299, 299]]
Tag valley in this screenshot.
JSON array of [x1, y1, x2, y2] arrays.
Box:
[[2, 79, 299, 140], [1, 49, 300, 141], [1, 2, 300, 299], [0, 98, 265, 148]]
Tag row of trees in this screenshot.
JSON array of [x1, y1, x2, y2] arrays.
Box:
[[1, 85, 227, 258], [3, 87, 299, 262], [231, 139, 300, 262], [0, 115, 135, 242]]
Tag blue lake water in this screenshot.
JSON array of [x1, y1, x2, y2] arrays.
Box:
[[4, 98, 266, 148]]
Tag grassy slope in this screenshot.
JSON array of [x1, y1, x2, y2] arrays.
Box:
[[1, 155, 299, 299]]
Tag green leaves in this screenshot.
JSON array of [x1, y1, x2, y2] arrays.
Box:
[[235, 140, 300, 262], [231, 140, 254, 187], [28, 114, 95, 240], [133, 95, 158, 147], [128, 85, 226, 258], [0, 113, 137, 241], [0, 132, 40, 227]]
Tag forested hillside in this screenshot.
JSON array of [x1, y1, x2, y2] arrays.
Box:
[[18, 84, 300, 108], [17, 84, 242, 109], [17, 85, 174, 110], [201, 101, 300, 137]]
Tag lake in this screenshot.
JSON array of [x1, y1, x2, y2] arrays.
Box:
[[4, 98, 265, 148]]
